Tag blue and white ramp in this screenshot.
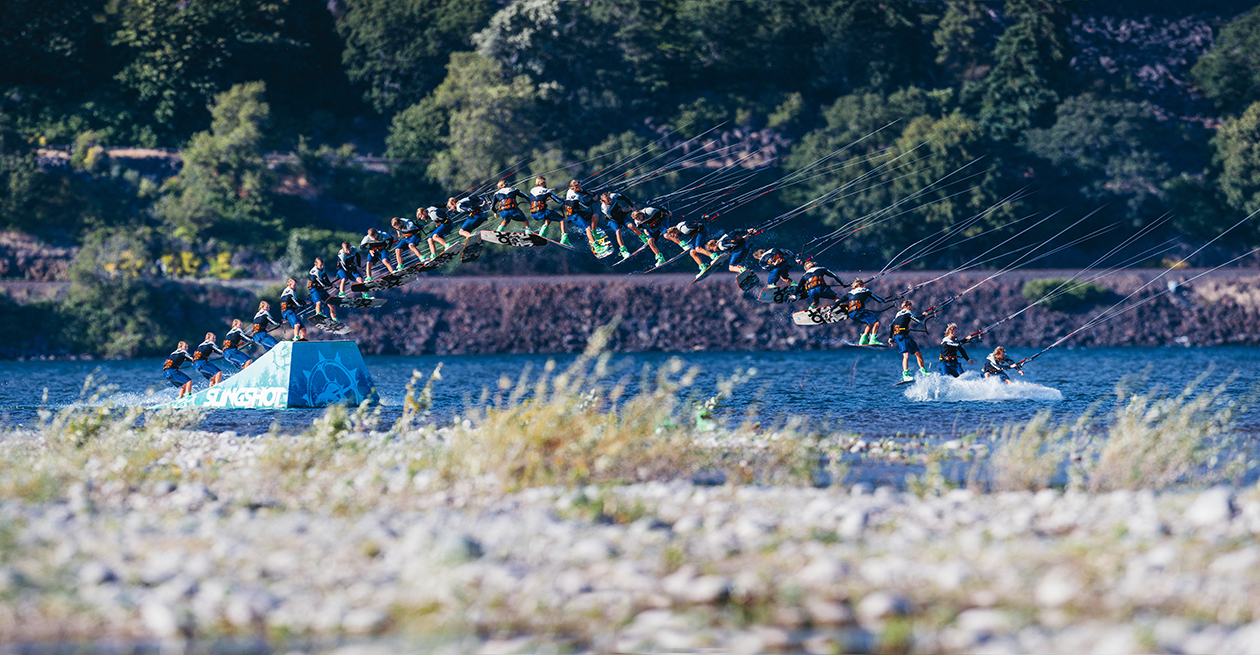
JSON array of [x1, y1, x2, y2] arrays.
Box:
[[167, 341, 377, 409]]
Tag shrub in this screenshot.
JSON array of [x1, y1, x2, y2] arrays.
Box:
[[1022, 278, 1111, 312]]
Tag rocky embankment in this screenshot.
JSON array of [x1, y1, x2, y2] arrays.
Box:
[[343, 268, 1260, 355]]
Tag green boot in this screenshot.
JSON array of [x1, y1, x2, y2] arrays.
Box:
[[920, 367, 932, 376], [560, 233, 571, 247], [655, 252, 667, 266], [619, 246, 631, 260], [902, 370, 914, 382], [859, 333, 871, 346]]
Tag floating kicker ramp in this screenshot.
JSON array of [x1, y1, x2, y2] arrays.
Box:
[[166, 341, 377, 409]]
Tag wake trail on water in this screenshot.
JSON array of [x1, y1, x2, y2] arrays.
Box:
[[902, 371, 1062, 402]]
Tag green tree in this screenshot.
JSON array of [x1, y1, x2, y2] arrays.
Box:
[[385, 96, 447, 167], [810, 0, 937, 95], [111, 0, 317, 137], [674, 0, 821, 95], [782, 88, 951, 228], [1025, 94, 1186, 222], [421, 53, 549, 189], [337, 0, 496, 115], [472, 0, 674, 147], [153, 82, 280, 249], [0, 112, 44, 233], [974, 0, 1074, 141], [0, 0, 109, 91], [1191, 6, 1260, 117], [1213, 101, 1260, 216], [932, 0, 999, 85]]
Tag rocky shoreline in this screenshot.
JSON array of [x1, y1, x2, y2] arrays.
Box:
[[3, 268, 1259, 359], [345, 268, 1260, 355]]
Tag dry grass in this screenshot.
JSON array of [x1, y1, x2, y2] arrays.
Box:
[[985, 371, 1251, 492], [1084, 371, 1249, 492]]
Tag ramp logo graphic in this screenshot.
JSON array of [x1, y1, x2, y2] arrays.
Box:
[[299, 351, 362, 406]]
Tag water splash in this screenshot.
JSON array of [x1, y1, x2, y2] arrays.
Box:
[[902, 371, 1062, 402]]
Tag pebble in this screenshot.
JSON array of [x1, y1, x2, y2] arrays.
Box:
[[856, 590, 912, 624], [1185, 487, 1235, 527], [2, 428, 1260, 654]]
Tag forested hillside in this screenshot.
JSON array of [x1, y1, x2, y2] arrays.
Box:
[[3, 0, 1260, 356]]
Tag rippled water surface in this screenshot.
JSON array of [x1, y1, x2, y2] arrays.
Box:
[[2, 346, 1257, 437]]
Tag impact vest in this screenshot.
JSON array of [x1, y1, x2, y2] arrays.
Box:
[[222, 328, 250, 351], [192, 339, 218, 362], [253, 310, 277, 334], [163, 349, 190, 371]]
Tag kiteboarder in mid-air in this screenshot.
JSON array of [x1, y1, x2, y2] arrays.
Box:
[[844, 278, 887, 346]]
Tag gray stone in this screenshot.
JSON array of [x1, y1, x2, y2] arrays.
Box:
[[140, 600, 187, 638], [1186, 487, 1236, 527], [434, 533, 483, 564], [856, 590, 912, 624], [78, 561, 116, 586], [342, 609, 390, 635], [839, 510, 868, 539], [1034, 567, 1081, 608]]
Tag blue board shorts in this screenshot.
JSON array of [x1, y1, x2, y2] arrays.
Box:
[[893, 334, 919, 355], [366, 249, 389, 263], [283, 309, 303, 328], [807, 287, 838, 304], [727, 244, 749, 265], [336, 268, 360, 282], [163, 368, 191, 387], [688, 227, 709, 250], [987, 369, 1011, 383], [767, 264, 792, 284], [461, 214, 486, 233], [432, 222, 455, 239], [568, 213, 592, 231], [310, 286, 327, 304], [223, 348, 250, 368], [255, 333, 278, 351], [192, 359, 219, 379], [534, 208, 560, 223], [941, 360, 963, 378], [849, 308, 878, 326], [499, 209, 527, 224], [397, 233, 419, 247]]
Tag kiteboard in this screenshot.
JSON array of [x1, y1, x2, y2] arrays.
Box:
[[736, 269, 759, 291], [893, 378, 916, 387], [544, 235, 579, 251], [308, 314, 352, 335], [326, 296, 387, 309], [460, 235, 484, 263], [691, 253, 731, 284], [613, 242, 651, 266], [646, 248, 692, 273], [588, 227, 615, 259], [350, 267, 417, 293], [758, 284, 799, 304], [480, 230, 548, 248], [415, 243, 464, 271], [792, 305, 849, 326]]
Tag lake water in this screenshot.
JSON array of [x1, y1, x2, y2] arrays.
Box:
[[2, 346, 1258, 438]]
